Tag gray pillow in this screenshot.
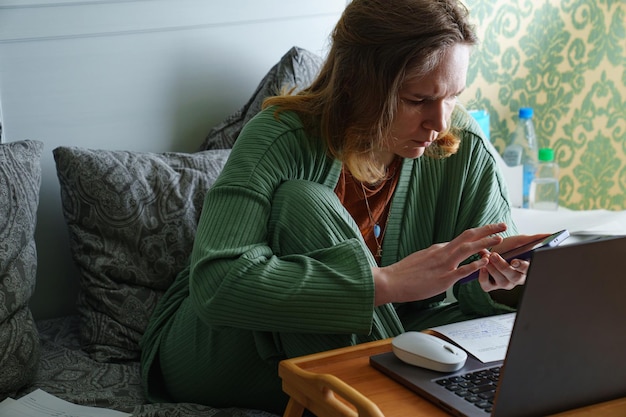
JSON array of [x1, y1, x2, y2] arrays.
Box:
[[198, 46, 323, 150], [54, 147, 231, 362], [0, 140, 42, 395]]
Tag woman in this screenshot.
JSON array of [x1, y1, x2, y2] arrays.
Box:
[[141, 0, 542, 413]]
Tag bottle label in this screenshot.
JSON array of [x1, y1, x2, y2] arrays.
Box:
[[502, 144, 523, 167]]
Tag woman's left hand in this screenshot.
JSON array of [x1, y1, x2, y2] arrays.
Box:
[[476, 234, 550, 292]]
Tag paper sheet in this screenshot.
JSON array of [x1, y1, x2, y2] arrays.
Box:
[[0, 389, 130, 417], [430, 313, 516, 363]]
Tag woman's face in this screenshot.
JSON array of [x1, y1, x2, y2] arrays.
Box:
[[378, 43, 471, 165]]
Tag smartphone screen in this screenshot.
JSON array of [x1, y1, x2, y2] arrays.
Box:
[[458, 229, 570, 284]]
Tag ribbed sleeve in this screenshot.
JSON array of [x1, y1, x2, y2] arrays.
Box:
[[187, 110, 377, 335]]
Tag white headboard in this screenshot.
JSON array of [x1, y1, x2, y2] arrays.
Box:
[[0, 0, 345, 318]]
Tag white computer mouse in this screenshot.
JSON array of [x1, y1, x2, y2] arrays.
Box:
[[392, 331, 467, 372]]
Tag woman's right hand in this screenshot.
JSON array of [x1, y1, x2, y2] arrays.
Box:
[[372, 223, 507, 306]]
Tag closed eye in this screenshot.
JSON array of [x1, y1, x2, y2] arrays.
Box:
[[402, 97, 427, 106]]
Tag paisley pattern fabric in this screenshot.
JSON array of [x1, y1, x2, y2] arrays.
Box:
[[19, 316, 279, 417], [25, 46, 325, 413], [463, 0, 626, 210], [54, 147, 231, 362], [0, 140, 42, 396]]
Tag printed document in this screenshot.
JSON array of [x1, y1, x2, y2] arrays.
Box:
[[429, 313, 516, 363]]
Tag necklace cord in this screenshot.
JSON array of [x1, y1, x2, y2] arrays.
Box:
[[360, 182, 391, 260]]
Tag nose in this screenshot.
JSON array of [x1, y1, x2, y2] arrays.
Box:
[[422, 100, 448, 133]]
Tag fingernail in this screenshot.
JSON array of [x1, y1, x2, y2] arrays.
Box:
[[511, 260, 520, 268]]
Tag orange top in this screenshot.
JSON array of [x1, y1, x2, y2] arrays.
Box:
[[335, 158, 402, 264]]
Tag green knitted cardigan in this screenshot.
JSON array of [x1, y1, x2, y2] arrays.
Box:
[[140, 104, 517, 410]]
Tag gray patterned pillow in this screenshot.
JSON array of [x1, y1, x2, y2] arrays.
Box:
[[198, 46, 323, 150], [0, 140, 42, 395], [54, 147, 231, 362]]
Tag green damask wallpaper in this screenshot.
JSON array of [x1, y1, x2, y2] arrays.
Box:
[[461, 0, 626, 210]]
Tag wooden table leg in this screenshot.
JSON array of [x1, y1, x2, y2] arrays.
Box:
[[283, 397, 306, 417]]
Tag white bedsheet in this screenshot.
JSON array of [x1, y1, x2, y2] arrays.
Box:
[[511, 207, 626, 238]]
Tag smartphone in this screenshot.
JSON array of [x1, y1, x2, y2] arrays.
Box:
[[458, 229, 570, 284]]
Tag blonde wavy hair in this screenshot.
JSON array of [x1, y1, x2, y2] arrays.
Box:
[[263, 0, 477, 183]]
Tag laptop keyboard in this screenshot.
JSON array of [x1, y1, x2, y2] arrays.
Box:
[[436, 366, 501, 413]]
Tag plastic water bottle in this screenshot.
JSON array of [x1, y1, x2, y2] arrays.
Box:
[[502, 108, 538, 208], [530, 148, 559, 210]]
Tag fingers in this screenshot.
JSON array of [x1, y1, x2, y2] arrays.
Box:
[[449, 223, 507, 261], [479, 252, 528, 291], [454, 256, 490, 280], [461, 222, 508, 240]]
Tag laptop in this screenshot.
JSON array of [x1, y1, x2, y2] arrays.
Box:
[[370, 235, 626, 417]]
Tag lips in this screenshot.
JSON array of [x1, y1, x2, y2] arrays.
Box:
[[411, 139, 432, 147]]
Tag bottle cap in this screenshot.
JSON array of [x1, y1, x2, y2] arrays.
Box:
[[538, 148, 554, 162], [519, 107, 534, 119]]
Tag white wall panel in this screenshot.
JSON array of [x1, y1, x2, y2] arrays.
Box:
[[0, 0, 343, 40], [0, 0, 345, 318]]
